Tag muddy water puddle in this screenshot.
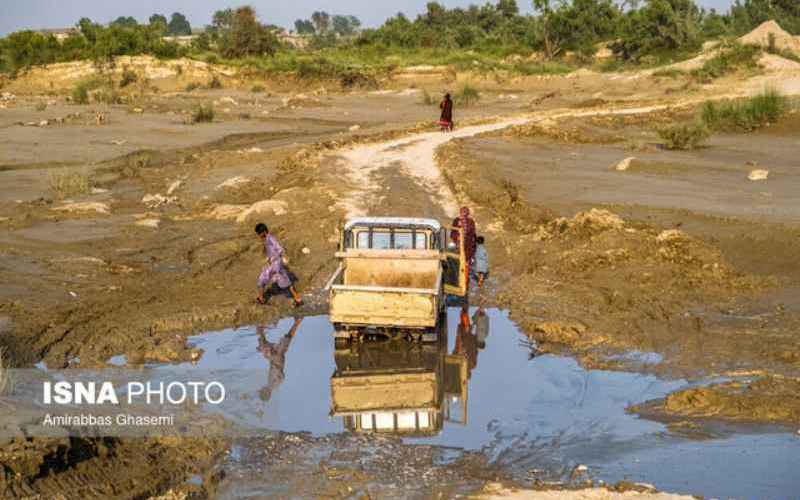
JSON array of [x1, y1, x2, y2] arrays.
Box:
[[143, 309, 798, 498]]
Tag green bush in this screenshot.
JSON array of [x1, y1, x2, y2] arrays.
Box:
[[120, 68, 138, 87], [455, 83, 480, 107], [652, 68, 686, 78], [48, 169, 92, 198], [193, 104, 215, 123], [657, 120, 710, 149], [72, 83, 90, 104], [691, 42, 760, 82], [701, 89, 787, 131]]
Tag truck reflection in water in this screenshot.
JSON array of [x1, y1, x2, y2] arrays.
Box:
[[330, 306, 489, 436]]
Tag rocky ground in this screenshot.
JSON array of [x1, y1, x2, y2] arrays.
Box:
[[1, 24, 800, 498]]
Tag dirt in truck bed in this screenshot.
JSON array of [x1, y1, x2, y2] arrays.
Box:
[[1, 47, 800, 498]]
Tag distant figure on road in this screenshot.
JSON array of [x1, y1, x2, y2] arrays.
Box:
[[255, 223, 303, 307], [256, 317, 303, 402], [451, 207, 477, 288], [439, 93, 454, 132]]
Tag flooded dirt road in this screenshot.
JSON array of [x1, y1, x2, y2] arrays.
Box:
[[129, 309, 800, 498]]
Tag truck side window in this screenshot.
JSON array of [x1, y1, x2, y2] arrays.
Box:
[[414, 233, 427, 249], [356, 231, 369, 249], [395, 232, 413, 249], [372, 231, 391, 249]]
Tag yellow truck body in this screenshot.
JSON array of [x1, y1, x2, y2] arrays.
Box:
[[326, 217, 466, 336]]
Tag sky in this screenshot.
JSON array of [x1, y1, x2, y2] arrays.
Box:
[[2, 0, 737, 36]]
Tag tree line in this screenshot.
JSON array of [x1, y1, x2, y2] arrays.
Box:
[[1, 0, 799, 74]]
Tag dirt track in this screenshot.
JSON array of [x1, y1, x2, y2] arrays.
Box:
[[2, 49, 800, 497]]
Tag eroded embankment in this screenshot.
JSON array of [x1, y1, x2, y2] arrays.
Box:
[[434, 109, 800, 426]]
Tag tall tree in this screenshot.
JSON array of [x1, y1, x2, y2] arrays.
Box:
[[149, 14, 168, 34], [497, 0, 519, 18], [111, 16, 138, 28], [219, 6, 279, 58], [332, 15, 361, 36], [294, 19, 316, 34], [167, 12, 192, 36], [311, 11, 331, 34]]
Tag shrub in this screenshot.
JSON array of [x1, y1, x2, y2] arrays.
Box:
[[701, 89, 787, 131], [455, 83, 480, 107], [120, 68, 138, 87], [657, 120, 710, 149], [72, 82, 90, 104], [691, 42, 760, 82], [652, 68, 686, 78], [193, 104, 215, 123], [208, 75, 223, 89], [48, 169, 92, 198], [185, 82, 201, 92], [121, 151, 153, 177], [251, 84, 265, 93]]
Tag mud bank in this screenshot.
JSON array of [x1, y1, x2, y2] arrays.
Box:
[[434, 107, 800, 429]]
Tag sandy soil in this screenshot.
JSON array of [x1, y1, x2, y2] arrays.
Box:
[[1, 42, 799, 497]]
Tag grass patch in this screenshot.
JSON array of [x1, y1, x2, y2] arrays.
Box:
[[48, 169, 92, 198], [701, 89, 787, 131], [192, 104, 215, 123], [652, 68, 686, 78], [72, 82, 90, 104], [511, 61, 573, 75], [657, 121, 710, 150], [455, 83, 480, 107], [120, 68, 138, 88], [251, 84, 265, 93], [691, 42, 760, 82]]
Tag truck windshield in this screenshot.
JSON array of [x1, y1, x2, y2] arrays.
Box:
[[353, 228, 429, 249]]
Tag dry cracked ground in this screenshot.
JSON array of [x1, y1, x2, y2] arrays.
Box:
[[1, 35, 800, 498]]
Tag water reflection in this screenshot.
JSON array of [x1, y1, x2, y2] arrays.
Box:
[[331, 306, 496, 436]]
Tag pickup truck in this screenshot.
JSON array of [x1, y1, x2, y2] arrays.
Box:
[[325, 217, 467, 342]]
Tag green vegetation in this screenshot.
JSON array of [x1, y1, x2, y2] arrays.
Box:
[[701, 88, 787, 131], [455, 83, 481, 106], [120, 68, 138, 87], [251, 84, 265, 92], [1, 0, 799, 78], [691, 41, 760, 81], [657, 120, 710, 149], [48, 169, 92, 198], [652, 68, 686, 78], [193, 104, 215, 123]]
